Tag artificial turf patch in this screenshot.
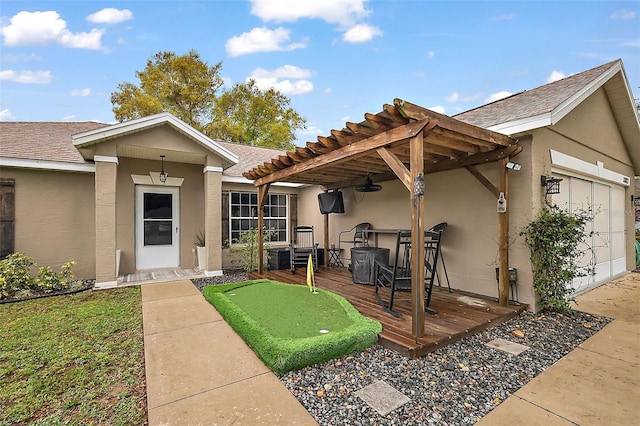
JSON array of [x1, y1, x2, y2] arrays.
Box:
[[203, 279, 382, 375]]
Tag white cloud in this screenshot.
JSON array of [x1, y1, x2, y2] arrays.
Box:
[[486, 91, 513, 103], [426, 51, 435, 58], [0, 69, 52, 84], [1, 11, 104, 50], [0, 108, 16, 121], [250, 0, 369, 27], [609, 9, 636, 20], [226, 27, 305, 57], [248, 65, 314, 95], [62, 115, 76, 121], [221, 76, 233, 88], [428, 105, 446, 114], [0, 53, 41, 63], [621, 39, 640, 48], [323, 87, 332, 94], [87, 8, 133, 24], [71, 88, 91, 97], [445, 92, 482, 103], [342, 23, 382, 43], [297, 124, 324, 136], [546, 70, 565, 83]]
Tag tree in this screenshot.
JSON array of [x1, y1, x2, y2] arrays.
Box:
[[207, 80, 304, 150], [111, 50, 223, 132], [111, 50, 306, 149]]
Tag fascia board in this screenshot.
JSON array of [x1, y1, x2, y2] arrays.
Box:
[[0, 157, 95, 173], [550, 62, 621, 125], [487, 113, 551, 135]]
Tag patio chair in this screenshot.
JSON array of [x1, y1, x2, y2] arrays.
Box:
[[338, 222, 371, 251], [428, 222, 451, 293], [289, 225, 319, 273], [338, 222, 371, 268], [373, 230, 412, 317], [373, 230, 442, 317]]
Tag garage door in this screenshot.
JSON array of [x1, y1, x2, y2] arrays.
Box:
[[551, 174, 626, 295]]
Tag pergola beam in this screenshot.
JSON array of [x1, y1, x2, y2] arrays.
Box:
[[394, 98, 513, 147], [254, 119, 432, 186]]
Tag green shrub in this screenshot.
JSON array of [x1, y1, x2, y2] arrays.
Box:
[[0, 253, 77, 300], [36, 261, 76, 294], [520, 204, 593, 313], [0, 253, 36, 299], [229, 228, 276, 272]]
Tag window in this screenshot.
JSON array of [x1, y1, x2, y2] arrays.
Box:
[[230, 192, 288, 243]]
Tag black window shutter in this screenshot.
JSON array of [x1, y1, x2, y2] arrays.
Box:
[[0, 178, 15, 258], [221, 190, 229, 246]]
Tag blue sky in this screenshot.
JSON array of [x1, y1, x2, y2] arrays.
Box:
[[1, 0, 639, 146]]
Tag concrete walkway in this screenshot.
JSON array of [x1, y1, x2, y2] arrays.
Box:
[[141, 274, 639, 425], [141, 280, 317, 425], [477, 273, 640, 425]]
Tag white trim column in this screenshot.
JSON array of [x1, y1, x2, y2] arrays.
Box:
[[95, 156, 118, 286], [204, 164, 223, 276]]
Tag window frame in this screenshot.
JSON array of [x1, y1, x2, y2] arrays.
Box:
[[228, 191, 289, 245]]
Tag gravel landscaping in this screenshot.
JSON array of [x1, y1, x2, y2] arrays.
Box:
[[193, 273, 611, 425]]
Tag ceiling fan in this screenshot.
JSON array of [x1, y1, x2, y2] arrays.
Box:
[[355, 175, 382, 192]]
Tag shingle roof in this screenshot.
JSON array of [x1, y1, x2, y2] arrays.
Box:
[[0, 121, 109, 163], [216, 141, 286, 177], [0, 121, 285, 177], [454, 60, 621, 129]]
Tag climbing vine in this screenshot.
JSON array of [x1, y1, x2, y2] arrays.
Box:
[[520, 204, 594, 313]]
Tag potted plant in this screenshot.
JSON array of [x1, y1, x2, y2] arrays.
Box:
[[195, 231, 207, 270]]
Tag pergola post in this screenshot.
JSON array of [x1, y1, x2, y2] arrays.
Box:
[[497, 158, 510, 306], [323, 213, 329, 267], [256, 184, 269, 274], [410, 132, 425, 338]]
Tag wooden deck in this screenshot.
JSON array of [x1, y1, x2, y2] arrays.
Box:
[[250, 266, 526, 358]]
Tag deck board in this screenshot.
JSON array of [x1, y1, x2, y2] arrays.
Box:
[[249, 266, 526, 358]]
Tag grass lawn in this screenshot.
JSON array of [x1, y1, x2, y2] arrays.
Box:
[[0, 287, 147, 425], [203, 279, 381, 375]]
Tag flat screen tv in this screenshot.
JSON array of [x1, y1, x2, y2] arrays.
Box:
[[318, 190, 345, 214]]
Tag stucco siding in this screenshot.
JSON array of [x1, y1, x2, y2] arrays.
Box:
[[551, 88, 632, 167], [0, 168, 96, 279], [298, 159, 539, 309]]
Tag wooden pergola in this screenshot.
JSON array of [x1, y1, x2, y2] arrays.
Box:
[[244, 98, 521, 339]]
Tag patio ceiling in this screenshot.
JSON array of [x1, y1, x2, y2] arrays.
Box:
[[243, 98, 519, 190]]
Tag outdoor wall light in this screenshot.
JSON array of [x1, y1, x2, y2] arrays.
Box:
[[159, 155, 168, 183], [495, 267, 518, 301], [505, 161, 522, 171], [541, 175, 562, 195], [413, 173, 425, 196]]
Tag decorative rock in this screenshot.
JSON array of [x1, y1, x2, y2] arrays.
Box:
[[193, 277, 611, 426]]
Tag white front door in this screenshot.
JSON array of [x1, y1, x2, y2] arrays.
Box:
[[135, 186, 180, 270]]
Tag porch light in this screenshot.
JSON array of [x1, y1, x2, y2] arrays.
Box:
[[159, 155, 168, 184], [541, 175, 562, 195], [506, 161, 522, 171]]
